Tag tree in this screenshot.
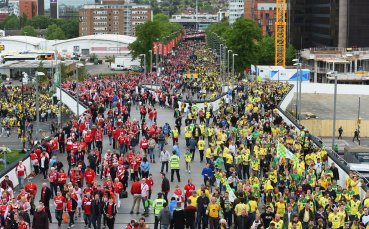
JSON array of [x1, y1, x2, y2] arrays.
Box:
[[286, 44, 297, 66], [36, 61, 49, 86], [26, 15, 54, 29], [3, 15, 20, 29], [223, 18, 263, 72], [258, 36, 275, 65], [46, 24, 66, 40], [21, 25, 37, 37], [58, 19, 79, 39]]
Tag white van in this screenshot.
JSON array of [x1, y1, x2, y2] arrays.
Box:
[[110, 63, 127, 71]]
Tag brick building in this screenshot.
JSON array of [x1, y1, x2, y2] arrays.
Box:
[[19, 0, 37, 19], [79, 0, 152, 36], [244, 0, 277, 35]]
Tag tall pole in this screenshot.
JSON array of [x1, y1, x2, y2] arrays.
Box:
[[155, 45, 158, 83], [295, 66, 299, 122], [196, 0, 198, 31], [149, 50, 152, 73], [298, 64, 302, 123], [227, 50, 232, 79], [59, 60, 62, 129], [76, 63, 79, 119], [358, 97, 361, 145], [21, 79, 25, 150], [332, 74, 337, 151], [144, 54, 146, 76], [232, 54, 237, 86], [219, 44, 223, 82], [36, 73, 40, 141]]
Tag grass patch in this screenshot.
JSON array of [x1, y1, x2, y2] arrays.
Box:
[[0, 150, 24, 171]]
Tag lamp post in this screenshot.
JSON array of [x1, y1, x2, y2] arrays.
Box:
[[75, 62, 84, 119], [140, 54, 146, 76], [219, 44, 223, 82], [148, 50, 152, 73], [227, 49, 232, 79], [35, 71, 45, 141], [293, 59, 300, 124], [332, 73, 337, 151], [232, 53, 238, 87], [21, 72, 27, 151]]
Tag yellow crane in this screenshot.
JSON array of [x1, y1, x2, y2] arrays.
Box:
[[275, 0, 286, 66]]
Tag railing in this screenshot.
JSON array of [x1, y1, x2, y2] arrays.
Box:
[[277, 84, 368, 194]]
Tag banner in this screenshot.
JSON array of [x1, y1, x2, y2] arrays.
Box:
[[277, 142, 299, 164]]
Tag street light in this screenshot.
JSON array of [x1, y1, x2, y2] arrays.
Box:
[[75, 62, 84, 120], [332, 73, 338, 151], [293, 59, 302, 124], [35, 71, 45, 141], [148, 50, 152, 73], [140, 54, 146, 76], [227, 50, 232, 79], [21, 72, 28, 151], [220, 44, 223, 81], [232, 53, 238, 87]]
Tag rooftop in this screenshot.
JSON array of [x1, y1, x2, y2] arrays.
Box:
[[301, 47, 369, 62]]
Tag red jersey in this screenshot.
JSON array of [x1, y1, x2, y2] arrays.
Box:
[[82, 197, 92, 215], [113, 182, 124, 194], [96, 129, 103, 141], [57, 172, 67, 184], [24, 183, 37, 197], [18, 221, 30, 229], [139, 139, 149, 149], [184, 183, 196, 197], [54, 196, 65, 211], [16, 164, 26, 177], [84, 169, 96, 184]]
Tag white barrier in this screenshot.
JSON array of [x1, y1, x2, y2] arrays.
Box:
[[291, 82, 369, 95], [0, 156, 32, 189], [56, 87, 87, 115]]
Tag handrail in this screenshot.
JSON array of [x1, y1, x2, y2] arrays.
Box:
[[277, 84, 369, 191]]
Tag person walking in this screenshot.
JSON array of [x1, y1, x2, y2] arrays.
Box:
[[159, 202, 171, 229], [40, 183, 52, 223], [141, 178, 149, 217], [353, 129, 360, 143], [66, 193, 78, 229], [338, 126, 343, 139], [130, 177, 142, 214], [103, 197, 117, 229], [16, 161, 27, 189], [169, 151, 180, 182], [153, 193, 166, 229], [53, 191, 65, 227], [91, 194, 104, 229], [172, 201, 185, 229], [196, 190, 209, 229], [32, 205, 49, 229], [161, 173, 170, 203], [160, 147, 170, 173]]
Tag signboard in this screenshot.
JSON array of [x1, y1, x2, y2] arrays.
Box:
[[90, 47, 129, 52]]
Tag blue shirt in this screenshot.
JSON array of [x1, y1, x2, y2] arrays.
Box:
[[201, 167, 213, 178], [169, 200, 177, 216], [140, 161, 150, 172], [173, 145, 180, 156]]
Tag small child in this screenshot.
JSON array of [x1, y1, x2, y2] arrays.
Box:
[[185, 147, 192, 174]]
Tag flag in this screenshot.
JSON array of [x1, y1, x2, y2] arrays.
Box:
[[277, 142, 299, 164], [225, 181, 237, 202]]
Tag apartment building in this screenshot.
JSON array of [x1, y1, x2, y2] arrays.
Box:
[[244, 0, 278, 35], [19, 0, 37, 19], [229, 0, 244, 24], [79, 0, 152, 36]]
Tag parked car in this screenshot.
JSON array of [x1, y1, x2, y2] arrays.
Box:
[[129, 65, 144, 72]]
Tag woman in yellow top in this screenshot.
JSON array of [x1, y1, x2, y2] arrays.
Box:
[[207, 197, 220, 229]]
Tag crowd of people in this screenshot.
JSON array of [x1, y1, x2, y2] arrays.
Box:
[[0, 37, 368, 229], [0, 84, 66, 141]]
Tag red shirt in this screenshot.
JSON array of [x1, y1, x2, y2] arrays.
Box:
[[139, 139, 148, 149], [18, 221, 30, 229], [113, 182, 124, 194], [85, 169, 96, 184], [130, 181, 141, 195], [57, 172, 67, 184], [16, 164, 26, 177], [96, 129, 103, 141], [25, 183, 37, 197], [146, 178, 154, 191], [184, 183, 196, 197], [82, 197, 92, 215], [54, 196, 65, 211]]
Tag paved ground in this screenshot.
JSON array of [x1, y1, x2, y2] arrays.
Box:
[[287, 94, 369, 119], [321, 137, 369, 153], [22, 103, 202, 228]]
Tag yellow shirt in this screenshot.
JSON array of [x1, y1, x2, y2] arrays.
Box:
[[275, 202, 286, 215], [188, 196, 198, 208], [271, 220, 284, 229], [198, 140, 205, 150], [207, 203, 220, 218], [234, 203, 247, 216], [328, 212, 341, 229]]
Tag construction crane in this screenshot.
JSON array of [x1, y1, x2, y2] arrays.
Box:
[[275, 0, 287, 67]]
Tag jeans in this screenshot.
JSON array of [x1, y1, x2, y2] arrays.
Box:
[[18, 176, 25, 189], [148, 148, 155, 160], [50, 183, 58, 197], [196, 211, 208, 229], [84, 214, 92, 228], [161, 161, 168, 173], [91, 215, 102, 229], [170, 169, 180, 182], [68, 211, 75, 226], [55, 210, 63, 225]]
